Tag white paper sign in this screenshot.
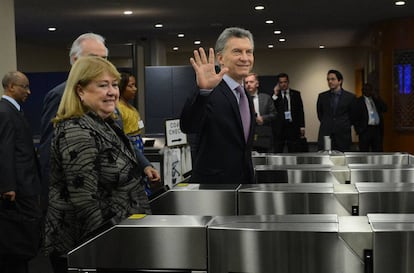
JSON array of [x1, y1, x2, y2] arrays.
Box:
[[165, 119, 187, 147]]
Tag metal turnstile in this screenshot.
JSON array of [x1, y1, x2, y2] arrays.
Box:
[[150, 183, 239, 215], [344, 152, 410, 165], [208, 214, 370, 273], [67, 215, 212, 272], [357, 183, 414, 215], [238, 183, 357, 216], [255, 164, 349, 184], [369, 214, 414, 273], [349, 164, 414, 183]]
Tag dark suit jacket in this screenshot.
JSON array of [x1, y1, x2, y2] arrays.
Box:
[[0, 98, 42, 257], [256, 93, 276, 125], [0, 99, 41, 197], [180, 80, 255, 184], [317, 89, 356, 151], [272, 89, 305, 136], [352, 96, 387, 136]]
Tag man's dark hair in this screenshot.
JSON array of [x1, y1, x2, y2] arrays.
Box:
[[277, 72, 289, 82], [327, 69, 343, 81]]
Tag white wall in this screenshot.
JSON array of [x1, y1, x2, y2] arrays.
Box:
[[0, 0, 17, 96]]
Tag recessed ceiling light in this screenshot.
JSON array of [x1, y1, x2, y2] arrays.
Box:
[[48, 27, 56, 32], [395, 1, 406, 5], [273, 30, 282, 34], [319, 45, 325, 49], [254, 5, 265, 10], [173, 47, 179, 51], [123, 10, 133, 15], [279, 38, 286, 42], [268, 44, 274, 48], [177, 33, 185, 38], [194, 40, 201, 45], [265, 20, 274, 24], [154, 23, 163, 28]]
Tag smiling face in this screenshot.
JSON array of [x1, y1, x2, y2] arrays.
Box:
[[77, 72, 119, 119], [217, 37, 254, 83]]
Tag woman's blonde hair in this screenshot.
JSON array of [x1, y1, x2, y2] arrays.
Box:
[[53, 56, 120, 124]]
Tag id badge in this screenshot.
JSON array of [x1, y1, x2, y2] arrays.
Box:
[[284, 111, 292, 120], [369, 111, 375, 119], [138, 120, 145, 129]]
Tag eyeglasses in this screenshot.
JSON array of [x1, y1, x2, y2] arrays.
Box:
[[14, 84, 30, 90]]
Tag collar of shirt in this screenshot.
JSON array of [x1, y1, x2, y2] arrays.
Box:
[[1, 95, 21, 111], [331, 89, 342, 95], [223, 74, 243, 99]]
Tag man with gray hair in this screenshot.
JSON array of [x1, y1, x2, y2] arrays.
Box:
[[180, 27, 256, 184], [38, 33, 109, 213]]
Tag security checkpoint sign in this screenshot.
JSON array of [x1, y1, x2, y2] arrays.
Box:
[[165, 119, 187, 147]]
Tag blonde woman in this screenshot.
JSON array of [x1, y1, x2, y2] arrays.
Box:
[[43, 57, 150, 272]]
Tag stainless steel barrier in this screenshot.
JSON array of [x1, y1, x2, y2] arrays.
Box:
[[67, 215, 212, 271], [357, 183, 414, 215], [344, 152, 410, 165], [255, 164, 350, 184], [369, 214, 414, 273], [208, 214, 369, 273], [349, 164, 414, 183], [150, 183, 239, 216], [238, 183, 357, 216]]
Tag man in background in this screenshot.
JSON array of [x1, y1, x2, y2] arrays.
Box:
[[245, 72, 276, 152], [0, 71, 42, 273], [317, 69, 356, 151], [353, 83, 387, 152], [272, 73, 306, 152]]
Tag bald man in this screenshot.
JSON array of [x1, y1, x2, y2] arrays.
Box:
[[0, 71, 42, 273]]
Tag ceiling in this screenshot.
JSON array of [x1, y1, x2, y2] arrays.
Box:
[[14, 0, 413, 52]]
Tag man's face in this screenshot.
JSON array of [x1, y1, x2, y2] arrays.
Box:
[[278, 77, 289, 91], [327, 73, 342, 91], [244, 75, 259, 95], [9, 73, 31, 103], [217, 37, 254, 83]]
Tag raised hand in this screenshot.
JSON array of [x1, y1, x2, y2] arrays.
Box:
[[190, 47, 228, 90]]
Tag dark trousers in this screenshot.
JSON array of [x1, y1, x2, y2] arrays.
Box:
[[358, 125, 383, 152], [273, 122, 301, 153], [0, 255, 29, 273]]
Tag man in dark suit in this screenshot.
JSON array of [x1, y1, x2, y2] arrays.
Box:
[[317, 69, 356, 151], [181, 27, 256, 184], [0, 71, 42, 273], [272, 73, 306, 152], [245, 72, 276, 153], [353, 83, 387, 152]]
